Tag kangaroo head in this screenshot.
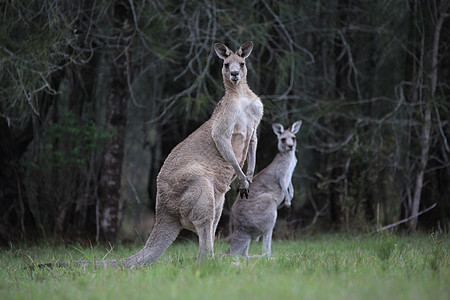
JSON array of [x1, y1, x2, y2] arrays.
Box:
[[272, 121, 302, 153], [214, 41, 253, 85]]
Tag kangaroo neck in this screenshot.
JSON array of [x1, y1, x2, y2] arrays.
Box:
[[277, 150, 296, 161], [223, 78, 249, 97]]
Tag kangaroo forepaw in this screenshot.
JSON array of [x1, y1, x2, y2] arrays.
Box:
[[238, 177, 250, 199], [239, 188, 249, 199]]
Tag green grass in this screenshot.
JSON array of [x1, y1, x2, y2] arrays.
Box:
[[1, 234, 449, 300]]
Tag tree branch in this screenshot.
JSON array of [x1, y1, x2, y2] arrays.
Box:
[[364, 203, 437, 235]]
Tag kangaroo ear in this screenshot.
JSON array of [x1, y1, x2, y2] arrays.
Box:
[[290, 120, 302, 134], [272, 123, 284, 136], [236, 41, 253, 59], [214, 43, 232, 60]]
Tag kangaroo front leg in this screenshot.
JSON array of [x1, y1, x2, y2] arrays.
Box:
[[212, 122, 250, 199], [277, 172, 291, 207], [287, 181, 294, 200], [284, 181, 294, 207], [245, 128, 258, 184]]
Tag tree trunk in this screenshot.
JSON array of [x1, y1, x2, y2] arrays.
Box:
[[97, 3, 131, 242], [97, 58, 129, 241], [0, 122, 35, 245], [0, 68, 64, 245], [408, 102, 431, 231], [408, 1, 448, 231]]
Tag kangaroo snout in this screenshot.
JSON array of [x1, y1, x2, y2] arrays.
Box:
[[230, 71, 240, 83]]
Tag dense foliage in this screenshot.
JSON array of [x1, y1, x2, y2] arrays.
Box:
[[1, 0, 449, 244]]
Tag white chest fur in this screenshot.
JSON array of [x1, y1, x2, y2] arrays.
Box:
[[284, 155, 297, 184], [230, 95, 263, 141], [240, 96, 263, 123]]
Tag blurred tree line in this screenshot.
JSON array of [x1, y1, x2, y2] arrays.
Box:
[[1, 0, 449, 246]]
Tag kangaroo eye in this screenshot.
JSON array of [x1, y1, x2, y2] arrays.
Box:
[[240, 63, 245, 67], [224, 63, 229, 69], [281, 138, 286, 143]]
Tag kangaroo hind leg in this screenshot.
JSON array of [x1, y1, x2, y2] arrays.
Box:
[[119, 215, 181, 268], [229, 230, 251, 257], [213, 193, 225, 237], [262, 209, 277, 258], [262, 229, 273, 258], [188, 177, 217, 264], [194, 219, 214, 264]]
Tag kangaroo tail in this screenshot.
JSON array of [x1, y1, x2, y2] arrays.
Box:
[[35, 216, 181, 270], [119, 216, 181, 267]]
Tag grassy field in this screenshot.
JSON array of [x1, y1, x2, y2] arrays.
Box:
[[0, 233, 448, 300]]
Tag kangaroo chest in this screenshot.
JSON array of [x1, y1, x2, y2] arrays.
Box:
[[231, 96, 263, 164], [273, 153, 297, 188], [283, 156, 297, 184], [233, 97, 263, 132]]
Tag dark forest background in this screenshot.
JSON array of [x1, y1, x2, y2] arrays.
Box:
[[1, 0, 449, 246]]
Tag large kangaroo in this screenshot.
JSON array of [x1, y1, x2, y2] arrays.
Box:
[[40, 41, 263, 268], [227, 121, 302, 258]]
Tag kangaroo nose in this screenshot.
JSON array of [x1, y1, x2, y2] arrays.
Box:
[[231, 71, 239, 76]]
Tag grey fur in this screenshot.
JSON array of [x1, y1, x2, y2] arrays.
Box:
[[227, 121, 302, 258], [41, 42, 263, 269]]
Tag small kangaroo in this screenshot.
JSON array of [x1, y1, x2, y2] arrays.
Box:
[[227, 121, 302, 258], [40, 42, 263, 268]]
